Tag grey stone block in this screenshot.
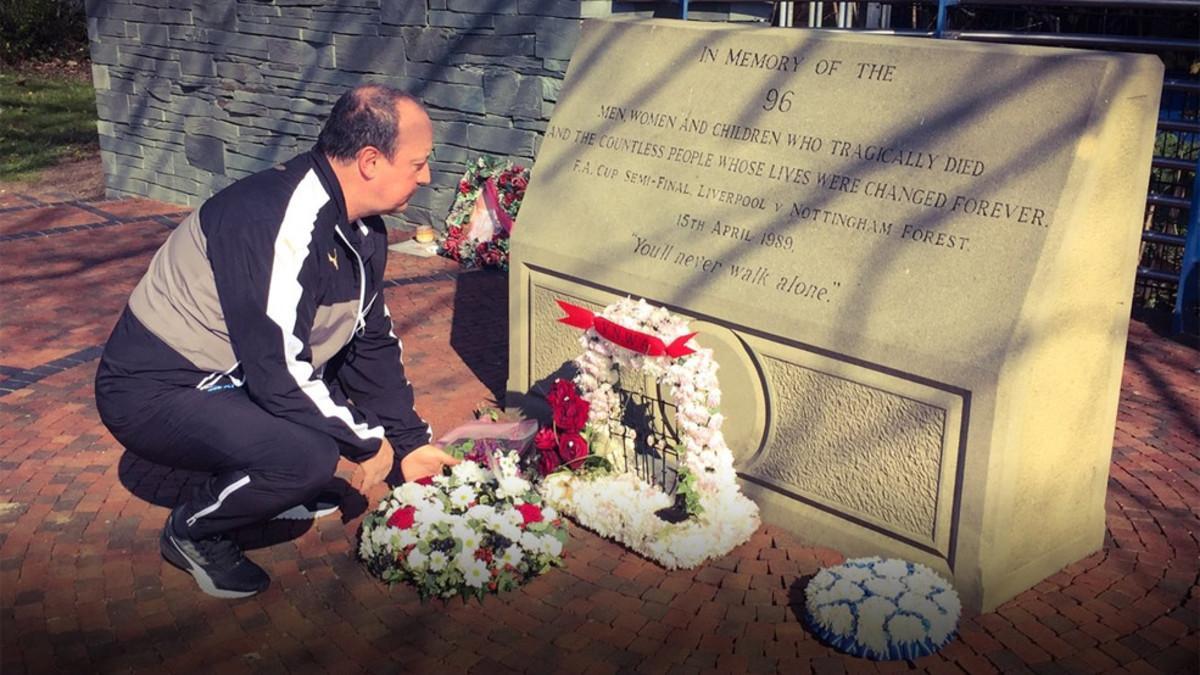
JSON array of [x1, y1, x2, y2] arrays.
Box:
[[88, 40, 120, 66], [430, 144, 471, 164], [185, 117, 239, 143], [432, 120, 469, 146], [144, 77, 173, 102], [460, 53, 544, 74], [136, 22, 170, 45], [99, 134, 145, 158], [542, 57, 569, 73], [407, 61, 482, 87], [104, 74, 136, 95], [483, 70, 543, 119], [89, 17, 128, 38], [516, 0, 582, 18], [267, 38, 335, 68], [239, 23, 305, 40], [228, 142, 295, 163], [96, 90, 133, 122], [464, 34, 536, 57], [91, 64, 111, 90], [447, 0, 514, 13], [382, 1, 427, 26], [400, 27, 454, 62], [419, 82, 485, 114], [179, 51, 215, 77], [333, 34, 406, 74], [244, 116, 313, 137], [514, 118, 548, 132], [429, 10, 494, 30], [221, 100, 268, 117], [216, 61, 265, 85], [541, 76, 561, 102], [210, 174, 237, 192], [94, 3, 161, 22], [142, 147, 180, 172], [109, 175, 152, 196], [200, 29, 270, 59], [466, 123, 537, 156], [223, 150, 273, 174], [195, 0, 236, 29], [532, 16, 580, 60], [381, 0, 429, 24]]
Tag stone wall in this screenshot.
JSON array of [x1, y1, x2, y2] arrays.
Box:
[[84, 1, 770, 228]]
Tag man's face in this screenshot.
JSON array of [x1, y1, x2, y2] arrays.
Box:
[[376, 101, 433, 214]]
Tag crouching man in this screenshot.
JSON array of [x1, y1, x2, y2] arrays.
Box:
[[95, 85, 459, 598]]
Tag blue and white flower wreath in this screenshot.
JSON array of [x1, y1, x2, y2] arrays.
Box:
[[804, 557, 962, 660]]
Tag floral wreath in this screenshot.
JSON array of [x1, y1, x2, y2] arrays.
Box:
[[804, 557, 961, 660], [438, 155, 529, 271], [358, 448, 567, 601], [538, 297, 760, 569]]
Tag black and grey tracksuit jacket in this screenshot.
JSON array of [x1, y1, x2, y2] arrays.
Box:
[[98, 149, 431, 461]]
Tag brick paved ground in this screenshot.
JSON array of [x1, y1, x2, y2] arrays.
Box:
[[0, 194, 1196, 674]]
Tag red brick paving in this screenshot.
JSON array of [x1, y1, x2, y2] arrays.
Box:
[[1, 195, 1197, 674]]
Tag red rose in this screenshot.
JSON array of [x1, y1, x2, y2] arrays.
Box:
[[513, 175, 528, 190], [459, 181, 472, 194], [387, 505, 416, 529], [538, 450, 560, 476], [534, 428, 557, 451], [553, 397, 590, 433], [557, 432, 589, 468], [516, 502, 543, 526], [547, 379, 579, 407], [414, 476, 434, 486]]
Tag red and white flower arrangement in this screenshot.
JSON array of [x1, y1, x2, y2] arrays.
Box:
[[538, 297, 760, 569], [359, 446, 567, 601], [438, 155, 529, 271], [533, 378, 600, 475]]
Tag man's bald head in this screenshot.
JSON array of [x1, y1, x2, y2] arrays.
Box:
[[316, 84, 424, 162]]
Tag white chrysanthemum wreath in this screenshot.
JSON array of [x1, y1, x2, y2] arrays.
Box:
[[539, 297, 760, 569], [805, 557, 962, 660]]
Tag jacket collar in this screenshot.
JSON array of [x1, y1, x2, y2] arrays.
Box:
[[308, 149, 351, 231], [308, 149, 381, 264]]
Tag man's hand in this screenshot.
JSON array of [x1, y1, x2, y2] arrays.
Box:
[[358, 438, 395, 491], [400, 444, 461, 482]]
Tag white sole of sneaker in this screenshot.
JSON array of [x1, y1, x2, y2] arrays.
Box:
[[163, 537, 261, 599], [271, 504, 339, 521]]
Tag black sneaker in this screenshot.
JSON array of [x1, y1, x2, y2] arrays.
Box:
[[271, 490, 341, 521], [160, 510, 270, 598]]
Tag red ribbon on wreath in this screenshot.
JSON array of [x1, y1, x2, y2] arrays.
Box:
[[556, 300, 696, 358]]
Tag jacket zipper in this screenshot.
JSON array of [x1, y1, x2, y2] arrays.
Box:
[[334, 224, 367, 345]]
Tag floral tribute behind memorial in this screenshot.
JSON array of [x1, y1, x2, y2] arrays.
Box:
[[804, 557, 961, 660], [537, 297, 760, 569], [438, 155, 529, 271], [358, 439, 567, 601]]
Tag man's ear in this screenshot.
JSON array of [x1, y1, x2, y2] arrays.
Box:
[[356, 146, 383, 180]]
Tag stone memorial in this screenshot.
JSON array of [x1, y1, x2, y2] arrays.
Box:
[[506, 17, 1163, 611]]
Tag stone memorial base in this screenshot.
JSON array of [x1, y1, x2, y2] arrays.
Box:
[[507, 18, 1164, 611]]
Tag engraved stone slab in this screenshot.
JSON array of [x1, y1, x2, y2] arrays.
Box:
[[507, 17, 1163, 611]]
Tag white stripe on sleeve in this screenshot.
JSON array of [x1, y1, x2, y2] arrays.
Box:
[[265, 169, 385, 443]]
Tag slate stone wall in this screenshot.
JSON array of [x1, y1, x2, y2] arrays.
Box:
[[84, 0, 770, 228]]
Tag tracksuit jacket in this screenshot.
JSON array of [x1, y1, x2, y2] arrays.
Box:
[[98, 149, 432, 461]]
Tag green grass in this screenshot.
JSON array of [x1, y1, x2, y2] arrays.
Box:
[[0, 70, 97, 182]]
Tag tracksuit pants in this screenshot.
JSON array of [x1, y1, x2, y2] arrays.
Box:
[[95, 364, 341, 540]]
